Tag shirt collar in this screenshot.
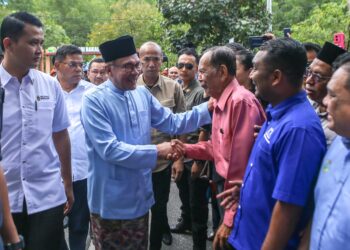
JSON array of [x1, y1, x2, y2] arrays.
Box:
[[266, 90, 307, 121], [0, 64, 35, 87], [106, 79, 128, 96], [341, 136, 350, 150], [215, 79, 238, 111], [139, 74, 162, 90], [56, 77, 87, 92]]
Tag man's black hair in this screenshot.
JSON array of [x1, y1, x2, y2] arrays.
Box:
[[178, 47, 199, 64], [236, 49, 253, 70], [225, 42, 246, 53], [303, 42, 321, 53], [88, 57, 105, 71], [55, 45, 82, 62], [0, 11, 43, 51], [260, 38, 307, 87], [204, 46, 236, 76], [332, 52, 350, 91]]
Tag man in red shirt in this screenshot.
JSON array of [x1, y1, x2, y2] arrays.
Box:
[[174, 46, 266, 249]]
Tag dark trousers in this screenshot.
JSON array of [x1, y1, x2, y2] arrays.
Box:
[[176, 161, 209, 250], [150, 164, 172, 250], [66, 178, 90, 250], [12, 202, 65, 250]]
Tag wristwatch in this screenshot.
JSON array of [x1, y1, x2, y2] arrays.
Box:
[[5, 235, 25, 250]]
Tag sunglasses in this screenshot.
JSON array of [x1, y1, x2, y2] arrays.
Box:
[[176, 63, 194, 70]]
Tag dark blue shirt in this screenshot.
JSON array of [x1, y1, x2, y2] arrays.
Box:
[[228, 91, 326, 250]]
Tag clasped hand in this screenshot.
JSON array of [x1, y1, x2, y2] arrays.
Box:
[[156, 139, 185, 161]]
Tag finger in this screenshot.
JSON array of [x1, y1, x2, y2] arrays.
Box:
[[172, 144, 185, 155], [228, 180, 243, 186], [224, 201, 234, 210], [216, 187, 238, 199], [219, 196, 232, 207]]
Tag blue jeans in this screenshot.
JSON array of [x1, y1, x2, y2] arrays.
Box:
[[67, 178, 90, 250]]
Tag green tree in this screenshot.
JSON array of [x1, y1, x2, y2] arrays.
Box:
[[291, 0, 349, 45], [159, 0, 270, 52], [272, 0, 341, 35], [88, 0, 165, 47]]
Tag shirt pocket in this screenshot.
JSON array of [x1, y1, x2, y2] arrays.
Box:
[[35, 101, 55, 134]]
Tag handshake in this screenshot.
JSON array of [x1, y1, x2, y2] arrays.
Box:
[[156, 139, 185, 161]]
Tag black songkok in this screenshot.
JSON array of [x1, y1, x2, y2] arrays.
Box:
[[99, 35, 136, 62], [317, 42, 346, 66]]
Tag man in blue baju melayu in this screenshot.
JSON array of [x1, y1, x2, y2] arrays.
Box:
[[80, 35, 212, 250]]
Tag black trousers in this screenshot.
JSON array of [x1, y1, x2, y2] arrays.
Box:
[[150, 164, 172, 250], [12, 201, 65, 250], [176, 161, 209, 250]]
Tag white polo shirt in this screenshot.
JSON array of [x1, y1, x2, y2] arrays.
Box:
[[61, 79, 94, 182], [0, 65, 70, 214]]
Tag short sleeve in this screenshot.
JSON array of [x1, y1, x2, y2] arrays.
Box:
[[52, 80, 70, 132], [272, 127, 326, 206]]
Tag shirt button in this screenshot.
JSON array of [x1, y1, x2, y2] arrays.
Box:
[[22, 178, 26, 181], [23, 142, 26, 145], [22, 161, 26, 164], [238, 205, 241, 209], [241, 183, 244, 187], [250, 163, 253, 167]]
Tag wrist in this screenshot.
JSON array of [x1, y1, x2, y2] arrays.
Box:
[[5, 235, 25, 250]]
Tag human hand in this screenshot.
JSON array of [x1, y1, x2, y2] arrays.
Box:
[[217, 180, 242, 210], [64, 184, 74, 215], [254, 124, 262, 139], [157, 141, 184, 160], [213, 223, 232, 250], [191, 161, 204, 180], [208, 97, 215, 112], [172, 159, 184, 182]]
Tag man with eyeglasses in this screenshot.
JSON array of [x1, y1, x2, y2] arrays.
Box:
[[80, 35, 212, 250], [87, 57, 108, 85], [170, 47, 210, 250], [305, 42, 346, 146], [136, 41, 186, 249], [54, 45, 94, 250]]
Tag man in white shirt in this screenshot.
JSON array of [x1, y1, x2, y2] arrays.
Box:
[[55, 45, 94, 250], [0, 11, 73, 250]]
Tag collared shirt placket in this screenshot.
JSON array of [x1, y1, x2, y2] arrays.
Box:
[[18, 77, 35, 210]]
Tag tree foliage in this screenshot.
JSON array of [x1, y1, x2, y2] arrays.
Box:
[[0, 0, 112, 46], [88, 0, 164, 47], [271, 0, 338, 34], [291, 0, 349, 45], [159, 0, 270, 52]]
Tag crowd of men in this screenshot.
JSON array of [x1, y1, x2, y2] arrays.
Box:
[[0, 10, 349, 250]]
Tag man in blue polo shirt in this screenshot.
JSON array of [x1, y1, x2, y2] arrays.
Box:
[[226, 38, 326, 250]]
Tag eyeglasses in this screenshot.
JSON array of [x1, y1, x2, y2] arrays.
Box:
[[112, 62, 141, 73], [305, 68, 331, 84], [62, 61, 84, 69], [176, 63, 194, 70]]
